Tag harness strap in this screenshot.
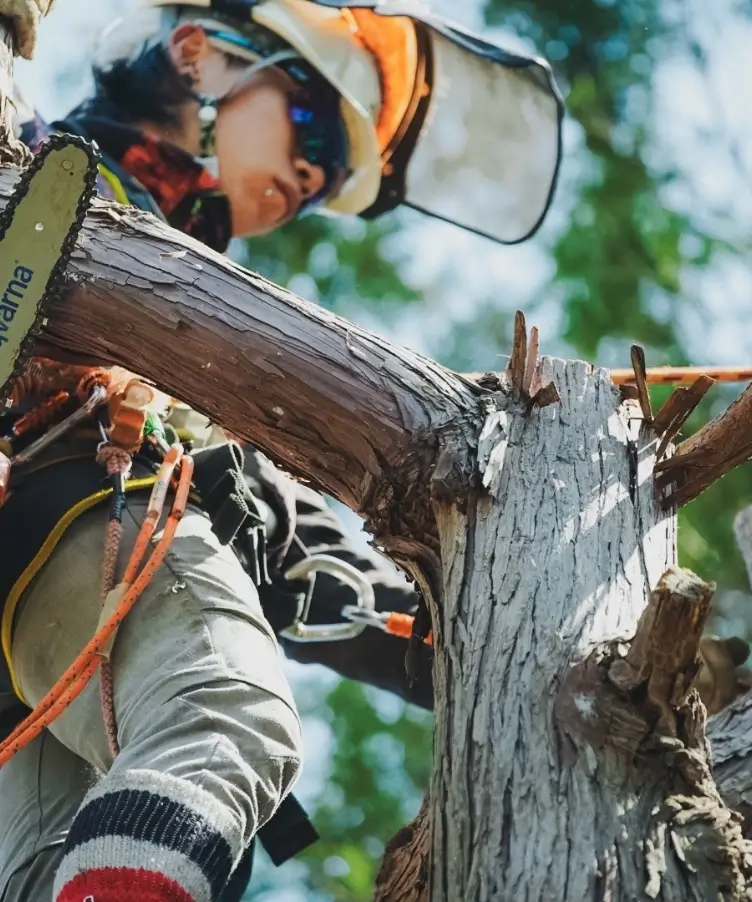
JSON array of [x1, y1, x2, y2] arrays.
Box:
[[0, 457, 157, 702]]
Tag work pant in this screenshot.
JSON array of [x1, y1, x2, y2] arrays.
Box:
[[0, 496, 302, 901]]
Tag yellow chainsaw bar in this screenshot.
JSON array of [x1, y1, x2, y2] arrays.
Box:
[[0, 135, 99, 406]]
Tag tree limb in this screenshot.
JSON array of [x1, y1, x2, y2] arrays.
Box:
[[374, 796, 430, 902], [608, 568, 712, 738], [630, 344, 653, 424], [653, 375, 715, 442], [655, 382, 752, 509], [0, 178, 489, 529]]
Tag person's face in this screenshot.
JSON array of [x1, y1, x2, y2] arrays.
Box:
[[168, 24, 329, 237]]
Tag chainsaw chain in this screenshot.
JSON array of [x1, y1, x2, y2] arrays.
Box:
[[0, 133, 100, 406]]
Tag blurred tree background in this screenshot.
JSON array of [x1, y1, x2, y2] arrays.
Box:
[[17, 0, 752, 898]]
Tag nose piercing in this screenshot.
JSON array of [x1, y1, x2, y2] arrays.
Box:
[[264, 188, 274, 197]]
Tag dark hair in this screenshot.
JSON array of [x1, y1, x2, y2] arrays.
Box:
[[74, 39, 244, 128], [70, 42, 193, 127]]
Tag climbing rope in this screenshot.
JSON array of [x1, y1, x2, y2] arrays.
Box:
[[0, 447, 193, 768], [0, 365, 191, 768], [95, 443, 133, 758]]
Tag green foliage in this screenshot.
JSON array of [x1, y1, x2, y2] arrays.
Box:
[[295, 682, 432, 901]]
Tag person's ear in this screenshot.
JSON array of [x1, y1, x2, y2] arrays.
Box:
[[167, 23, 212, 82]]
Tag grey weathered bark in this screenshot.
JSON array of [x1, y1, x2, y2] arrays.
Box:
[[2, 17, 752, 901], [711, 506, 752, 833], [424, 359, 752, 901]]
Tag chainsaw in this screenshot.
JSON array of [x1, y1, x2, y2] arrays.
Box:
[[0, 134, 99, 406]]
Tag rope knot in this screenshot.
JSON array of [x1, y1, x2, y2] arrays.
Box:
[[96, 444, 133, 479]]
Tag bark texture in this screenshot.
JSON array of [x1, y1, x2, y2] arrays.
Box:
[[424, 358, 751, 901], [0, 46, 749, 899], [711, 505, 752, 832]]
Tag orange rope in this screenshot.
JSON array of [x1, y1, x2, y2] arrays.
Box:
[[611, 366, 752, 385], [0, 450, 193, 768], [11, 392, 70, 437]]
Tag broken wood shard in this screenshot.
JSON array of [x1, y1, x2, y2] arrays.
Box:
[[528, 380, 560, 410], [630, 344, 653, 424], [653, 375, 715, 450], [507, 309, 528, 394], [524, 325, 539, 396]]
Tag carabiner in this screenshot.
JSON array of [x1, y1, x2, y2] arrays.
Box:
[[279, 554, 375, 643]]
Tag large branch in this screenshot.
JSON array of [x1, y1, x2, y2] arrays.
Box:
[[0, 173, 487, 523]]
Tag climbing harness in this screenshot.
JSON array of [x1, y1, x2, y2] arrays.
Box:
[[0, 385, 321, 865], [0, 445, 193, 767]]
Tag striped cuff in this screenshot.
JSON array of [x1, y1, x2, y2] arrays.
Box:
[[54, 770, 242, 902]]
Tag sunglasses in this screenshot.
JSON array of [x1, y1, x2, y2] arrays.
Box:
[[288, 98, 350, 209]]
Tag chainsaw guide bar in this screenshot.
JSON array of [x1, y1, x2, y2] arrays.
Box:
[[0, 134, 99, 407]]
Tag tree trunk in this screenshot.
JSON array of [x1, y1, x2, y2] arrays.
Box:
[[0, 27, 752, 902], [378, 358, 752, 901]]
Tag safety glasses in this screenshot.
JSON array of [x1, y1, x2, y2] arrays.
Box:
[[288, 96, 349, 210], [203, 26, 351, 211]]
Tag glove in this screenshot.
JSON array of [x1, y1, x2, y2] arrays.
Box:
[[0, 0, 55, 60]]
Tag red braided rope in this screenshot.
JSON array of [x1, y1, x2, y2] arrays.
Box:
[[95, 445, 134, 759]]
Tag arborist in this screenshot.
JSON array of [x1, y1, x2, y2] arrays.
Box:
[[0, 1, 564, 900]]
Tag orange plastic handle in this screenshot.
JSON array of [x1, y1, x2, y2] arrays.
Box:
[[385, 612, 433, 646]]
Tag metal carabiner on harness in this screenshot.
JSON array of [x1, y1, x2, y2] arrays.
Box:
[[279, 553, 375, 643]]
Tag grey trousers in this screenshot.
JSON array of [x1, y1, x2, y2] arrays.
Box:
[[0, 495, 302, 900]]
